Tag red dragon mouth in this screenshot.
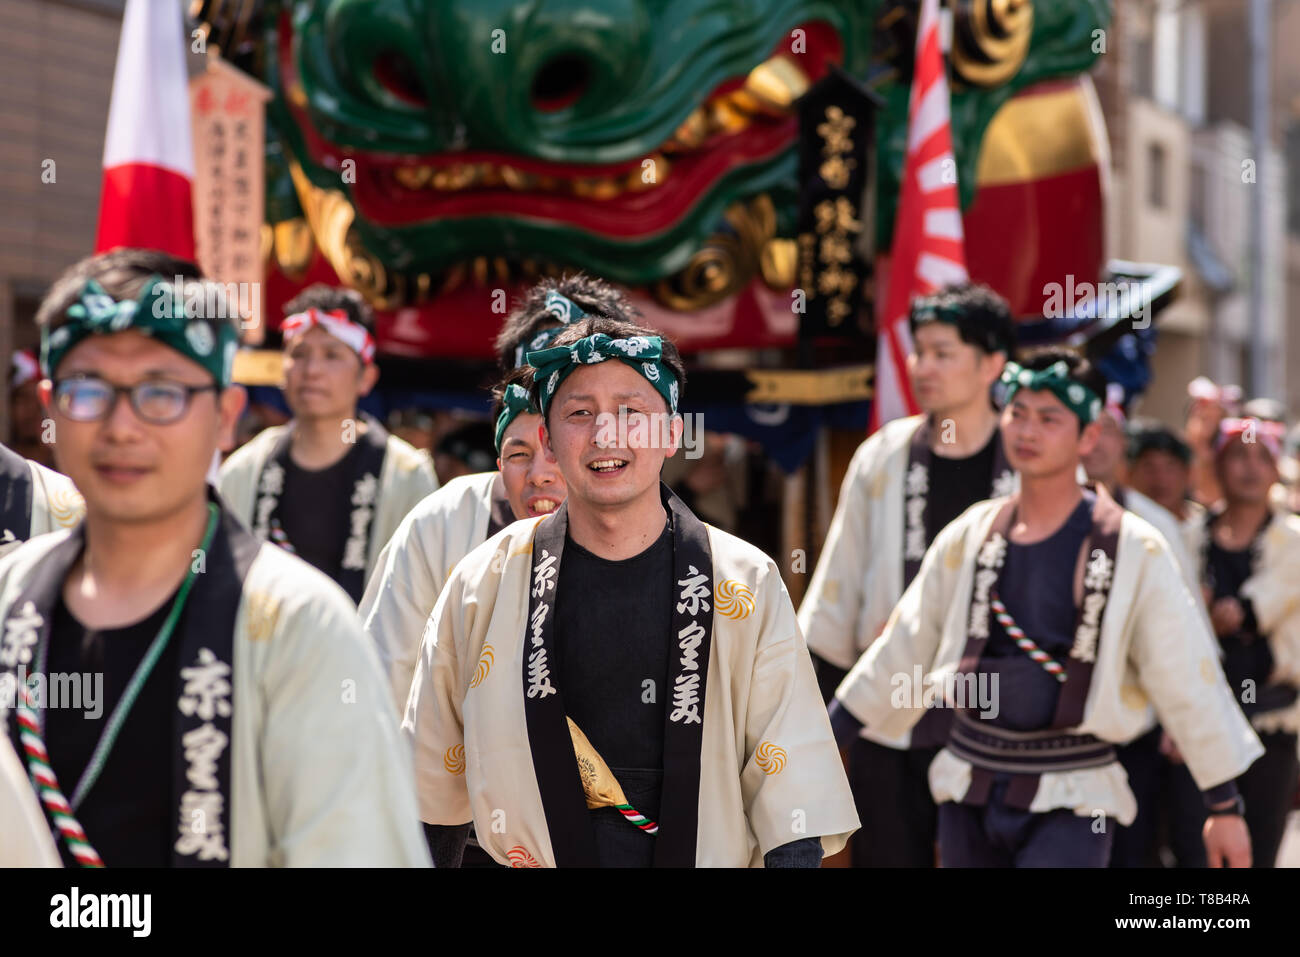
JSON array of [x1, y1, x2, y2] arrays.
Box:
[[281, 20, 842, 240]]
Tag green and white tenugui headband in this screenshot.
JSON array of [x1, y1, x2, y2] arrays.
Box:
[[41, 275, 238, 387], [511, 291, 589, 368], [526, 333, 679, 418], [495, 383, 538, 453], [1000, 359, 1101, 425]]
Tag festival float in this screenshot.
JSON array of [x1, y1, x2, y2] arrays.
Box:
[[190, 0, 1177, 581]]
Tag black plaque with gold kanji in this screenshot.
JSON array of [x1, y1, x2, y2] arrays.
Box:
[[796, 65, 881, 342]]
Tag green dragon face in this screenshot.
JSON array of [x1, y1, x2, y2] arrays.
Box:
[[269, 0, 877, 309]]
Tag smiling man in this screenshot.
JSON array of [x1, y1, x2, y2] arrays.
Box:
[[0, 251, 427, 867], [362, 365, 565, 712], [798, 282, 1016, 868], [218, 285, 436, 604], [404, 313, 858, 867], [361, 278, 604, 718], [362, 364, 565, 869], [831, 349, 1262, 868]]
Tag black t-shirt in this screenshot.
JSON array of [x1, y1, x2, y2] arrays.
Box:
[[41, 586, 183, 867], [278, 448, 356, 585], [555, 519, 673, 772], [555, 518, 673, 866], [925, 430, 999, 544], [978, 492, 1094, 731]]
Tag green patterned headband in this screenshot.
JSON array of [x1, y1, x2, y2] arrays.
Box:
[[527, 333, 679, 418], [511, 291, 588, 368], [41, 276, 238, 387], [495, 383, 539, 453], [1001, 359, 1101, 425]]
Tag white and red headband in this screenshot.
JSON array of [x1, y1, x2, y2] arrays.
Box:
[[282, 307, 376, 364], [1188, 376, 1243, 416], [1214, 417, 1285, 460], [11, 349, 39, 389]]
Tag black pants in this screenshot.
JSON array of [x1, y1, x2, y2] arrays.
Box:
[[938, 777, 1114, 867], [1165, 729, 1299, 867], [1110, 725, 1164, 867], [847, 737, 940, 867]]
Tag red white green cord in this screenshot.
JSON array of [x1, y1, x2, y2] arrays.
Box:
[[17, 692, 104, 867], [614, 804, 659, 834], [989, 594, 1067, 683]]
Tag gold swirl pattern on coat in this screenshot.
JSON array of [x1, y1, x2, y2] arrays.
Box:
[[443, 744, 466, 775], [507, 845, 541, 868], [755, 741, 787, 775], [48, 487, 86, 528], [245, 591, 281, 642], [470, 644, 494, 688], [715, 579, 755, 620]]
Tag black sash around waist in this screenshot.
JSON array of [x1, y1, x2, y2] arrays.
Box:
[[948, 709, 1117, 776]]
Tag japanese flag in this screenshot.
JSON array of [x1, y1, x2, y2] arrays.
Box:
[[94, 0, 196, 259], [870, 0, 968, 430]]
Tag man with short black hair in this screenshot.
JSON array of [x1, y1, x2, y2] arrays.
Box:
[[492, 273, 639, 371], [832, 349, 1261, 867], [362, 363, 566, 711], [361, 277, 590, 713], [406, 313, 858, 867], [799, 282, 1017, 867], [219, 284, 437, 603], [0, 251, 428, 867]]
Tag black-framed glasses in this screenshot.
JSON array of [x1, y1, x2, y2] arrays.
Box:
[[52, 376, 218, 425]]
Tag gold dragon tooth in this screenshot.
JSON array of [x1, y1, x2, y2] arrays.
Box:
[[501, 165, 539, 190], [742, 53, 810, 115], [394, 165, 433, 190]]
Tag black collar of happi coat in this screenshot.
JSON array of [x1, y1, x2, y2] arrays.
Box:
[[485, 472, 515, 538], [0, 443, 34, 546], [902, 417, 1015, 588], [0, 491, 260, 867], [254, 412, 388, 602]]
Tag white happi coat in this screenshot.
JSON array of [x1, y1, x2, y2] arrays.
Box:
[[360, 471, 505, 710], [1184, 509, 1300, 734], [798, 415, 1015, 748], [0, 732, 59, 866], [1124, 487, 1199, 599], [404, 516, 860, 867], [835, 497, 1264, 826], [0, 459, 84, 558], [0, 519, 430, 867], [218, 423, 438, 583]]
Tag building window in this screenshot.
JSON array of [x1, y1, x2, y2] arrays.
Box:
[[1190, 162, 1206, 232], [1288, 124, 1300, 236], [1133, 34, 1154, 99], [1148, 143, 1167, 209]]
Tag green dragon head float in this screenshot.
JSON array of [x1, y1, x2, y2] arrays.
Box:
[[196, 0, 1132, 362]]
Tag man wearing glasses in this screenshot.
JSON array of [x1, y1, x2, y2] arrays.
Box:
[[0, 249, 428, 867]]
